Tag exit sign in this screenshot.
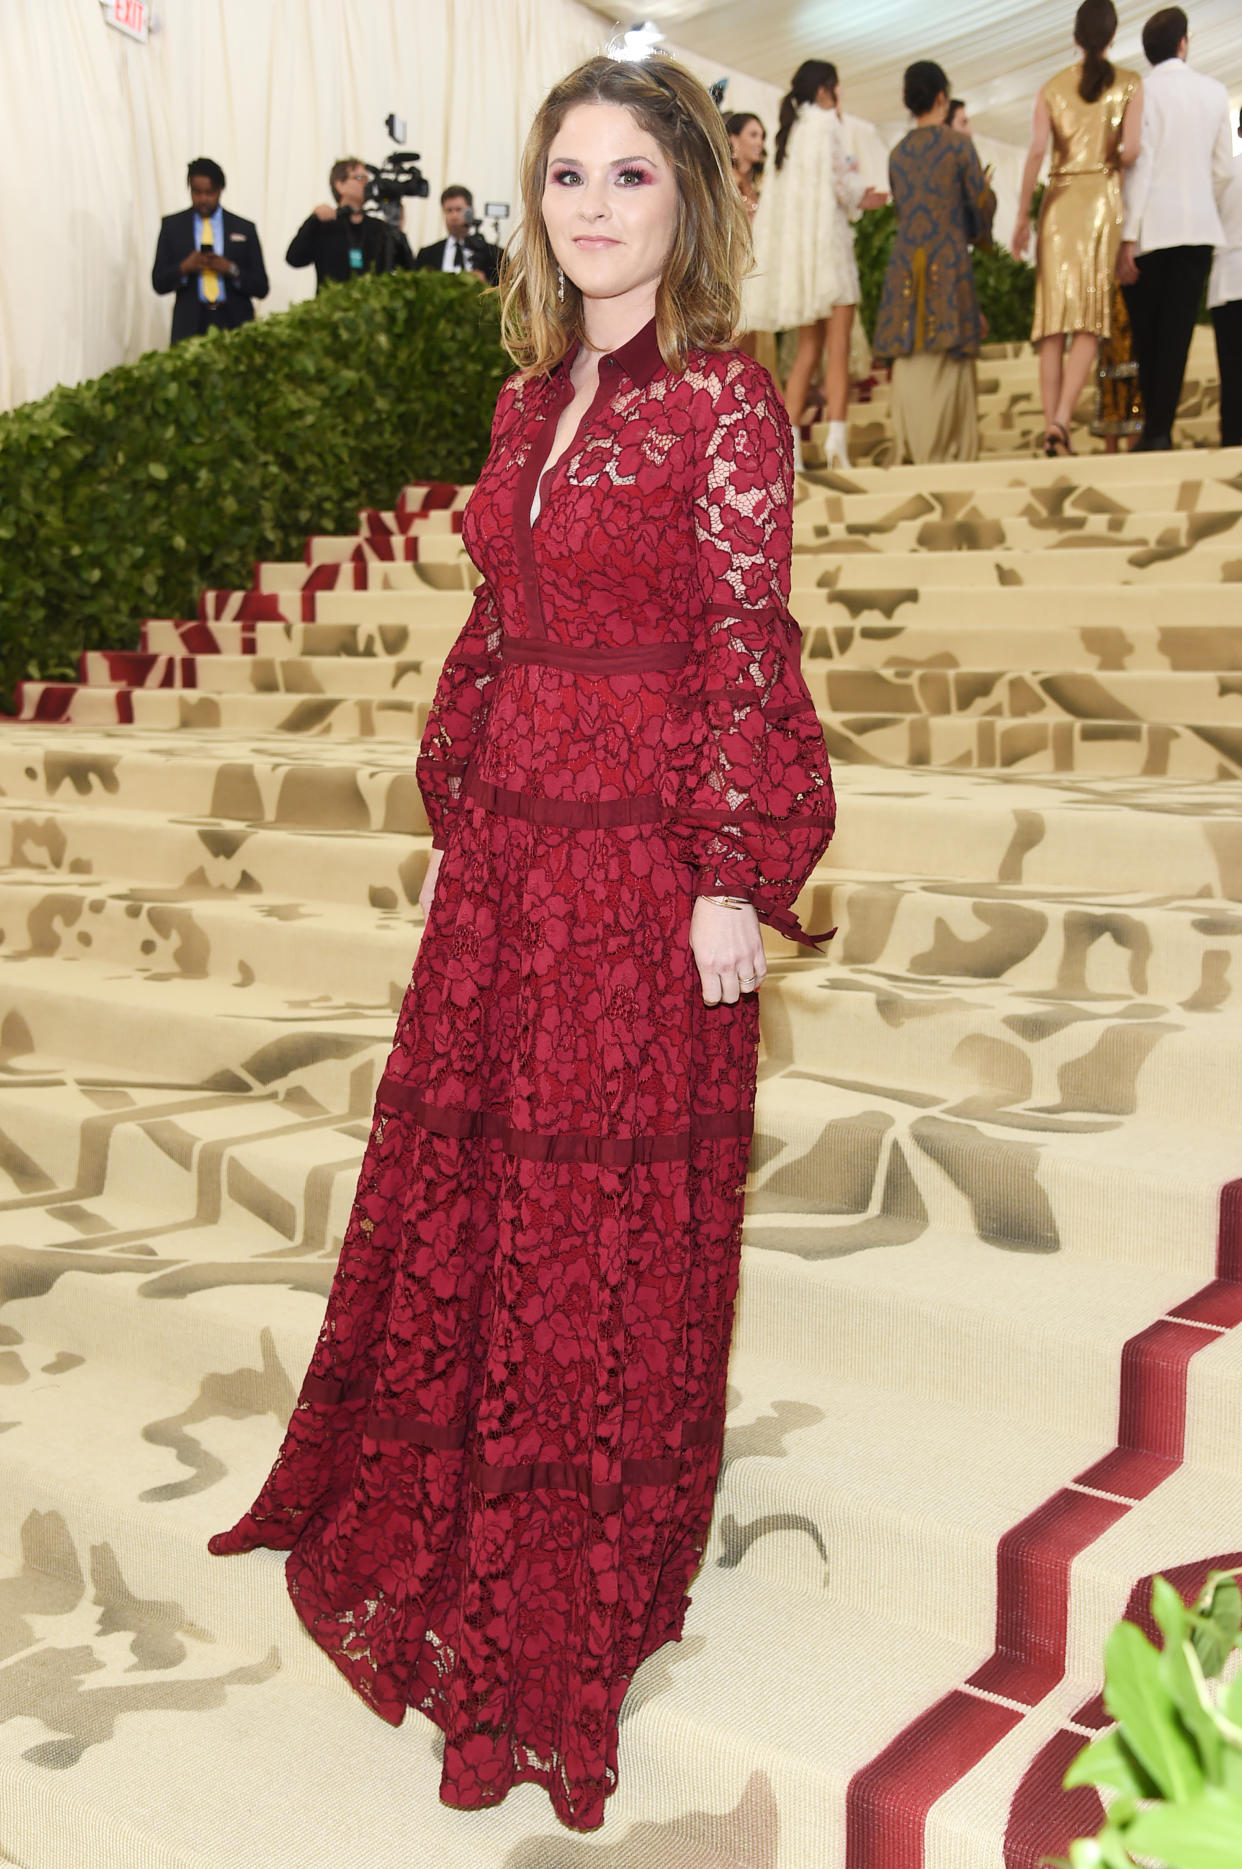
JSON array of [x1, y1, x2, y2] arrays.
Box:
[[104, 0, 150, 41]]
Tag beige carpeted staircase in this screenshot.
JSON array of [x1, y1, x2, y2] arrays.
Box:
[[3, 376, 1242, 1869]]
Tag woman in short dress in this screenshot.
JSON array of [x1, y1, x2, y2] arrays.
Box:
[[745, 59, 887, 465], [1011, 0, 1142, 455], [208, 52, 835, 1834]]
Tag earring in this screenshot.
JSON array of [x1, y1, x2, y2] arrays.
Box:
[[557, 265, 565, 303]]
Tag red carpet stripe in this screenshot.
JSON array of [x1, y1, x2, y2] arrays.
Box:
[[845, 1693, 1021, 1868], [1002, 1727, 1106, 1869], [1003, 1545, 1242, 1866], [845, 1176, 1242, 1868]]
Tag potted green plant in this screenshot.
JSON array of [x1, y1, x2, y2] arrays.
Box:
[[1053, 1569, 1242, 1868]]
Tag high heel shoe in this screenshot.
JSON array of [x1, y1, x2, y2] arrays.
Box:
[[1042, 421, 1074, 459], [825, 420, 851, 470]]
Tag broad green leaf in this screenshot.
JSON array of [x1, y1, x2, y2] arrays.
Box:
[[1161, 1635, 1224, 1782], [1064, 1727, 1157, 1799], [146, 460, 169, 480], [1220, 1742, 1242, 1799], [1127, 1787, 1242, 1869], [1104, 1620, 1203, 1800], [1221, 1670, 1242, 1730], [1191, 1575, 1242, 1677], [1154, 1576, 1192, 1653], [1060, 1822, 1137, 1869]]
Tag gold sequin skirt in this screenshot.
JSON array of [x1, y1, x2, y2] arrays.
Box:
[[1032, 170, 1122, 343]]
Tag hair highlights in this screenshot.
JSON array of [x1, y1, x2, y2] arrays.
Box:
[[499, 55, 751, 377]]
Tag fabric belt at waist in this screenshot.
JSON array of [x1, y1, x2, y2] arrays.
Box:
[[1049, 165, 1113, 179], [462, 769, 665, 827], [501, 635, 693, 675]]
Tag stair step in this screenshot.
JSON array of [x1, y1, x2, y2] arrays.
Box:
[[13, 686, 428, 738], [0, 799, 432, 902]]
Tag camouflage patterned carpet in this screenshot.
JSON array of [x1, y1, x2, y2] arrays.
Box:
[[3, 411, 1242, 1868]]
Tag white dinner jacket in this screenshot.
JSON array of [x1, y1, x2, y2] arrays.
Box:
[[1209, 151, 1242, 308], [1121, 56, 1233, 253]]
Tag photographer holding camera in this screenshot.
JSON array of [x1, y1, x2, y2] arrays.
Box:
[[151, 158, 270, 345], [286, 158, 414, 290], [415, 186, 502, 285]]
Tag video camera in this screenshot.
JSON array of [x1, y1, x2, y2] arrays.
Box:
[[364, 114, 430, 226]]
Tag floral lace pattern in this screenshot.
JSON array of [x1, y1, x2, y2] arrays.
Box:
[[209, 323, 834, 1830]]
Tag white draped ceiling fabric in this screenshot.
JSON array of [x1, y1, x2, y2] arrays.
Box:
[[0, 0, 788, 412]]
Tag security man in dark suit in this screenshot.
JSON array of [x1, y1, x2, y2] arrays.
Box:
[[286, 158, 414, 290], [151, 158, 269, 345], [414, 185, 502, 286]]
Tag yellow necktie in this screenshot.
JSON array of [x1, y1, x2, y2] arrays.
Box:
[[200, 218, 220, 303]]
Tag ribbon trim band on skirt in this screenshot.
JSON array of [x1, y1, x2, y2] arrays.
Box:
[[373, 1074, 753, 1164], [298, 1374, 722, 1508]]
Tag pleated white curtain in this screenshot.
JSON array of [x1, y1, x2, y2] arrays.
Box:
[[0, 0, 785, 410], [0, 2, 1030, 413]]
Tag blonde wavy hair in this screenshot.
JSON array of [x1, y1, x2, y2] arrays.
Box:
[[499, 55, 752, 376]]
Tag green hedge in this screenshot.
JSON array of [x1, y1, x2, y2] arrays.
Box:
[[0, 272, 511, 707], [854, 203, 1036, 349]]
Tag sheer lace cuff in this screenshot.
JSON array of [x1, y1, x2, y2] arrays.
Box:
[[664, 604, 836, 949]]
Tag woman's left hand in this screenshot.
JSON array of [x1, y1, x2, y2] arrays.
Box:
[[690, 898, 768, 1006]]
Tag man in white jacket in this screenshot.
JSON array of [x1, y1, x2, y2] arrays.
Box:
[[1209, 109, 1242, 448], [1118, 6, 1233, 449]]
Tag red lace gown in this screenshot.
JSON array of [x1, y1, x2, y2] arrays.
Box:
[[209, 319, 836, 1831]]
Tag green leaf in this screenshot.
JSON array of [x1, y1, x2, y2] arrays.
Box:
[[1127, 1787, 1242, 1869], [1165, 1640, 1225, 1783], [1064, 1727, 1158, 1799], [1220, 1743, 1242, 1800], [1153, 1579, 1225, 1782], [1103, 1620, 1204, 1801], [146, 460, 170, 480], [1155, 1577, 1193, 1652], [1059, 1823, 1136, 1869], [1191, 1574, 1242, 1678], [1221, 1670, 1242, 1731]]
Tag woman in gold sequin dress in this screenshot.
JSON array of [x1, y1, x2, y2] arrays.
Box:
[[1011, 0, 1142, 455]]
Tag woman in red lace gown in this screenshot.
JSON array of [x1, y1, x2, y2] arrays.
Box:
[[209, 53, 835, 1832]]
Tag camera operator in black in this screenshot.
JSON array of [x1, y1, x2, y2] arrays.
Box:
[[152, 158, 269, 345], [414, 186, 502, 286], [286, 158, 414, 290]]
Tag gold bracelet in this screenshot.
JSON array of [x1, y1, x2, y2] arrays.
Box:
[[702, 894, 750, 910]]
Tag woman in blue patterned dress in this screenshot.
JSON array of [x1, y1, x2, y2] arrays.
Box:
[[872, 61, 996, 463]]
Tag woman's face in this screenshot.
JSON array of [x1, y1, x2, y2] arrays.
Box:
[[816, 80, 842, 113], [730, 118, 765, 167], [542, 102, 678, 312]]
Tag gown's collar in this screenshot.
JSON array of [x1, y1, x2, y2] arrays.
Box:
[[554, 317, 663, 389]]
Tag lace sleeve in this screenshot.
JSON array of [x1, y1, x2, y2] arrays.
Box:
[[664, 360, 836, 949], [415, 575, 503, 849]]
